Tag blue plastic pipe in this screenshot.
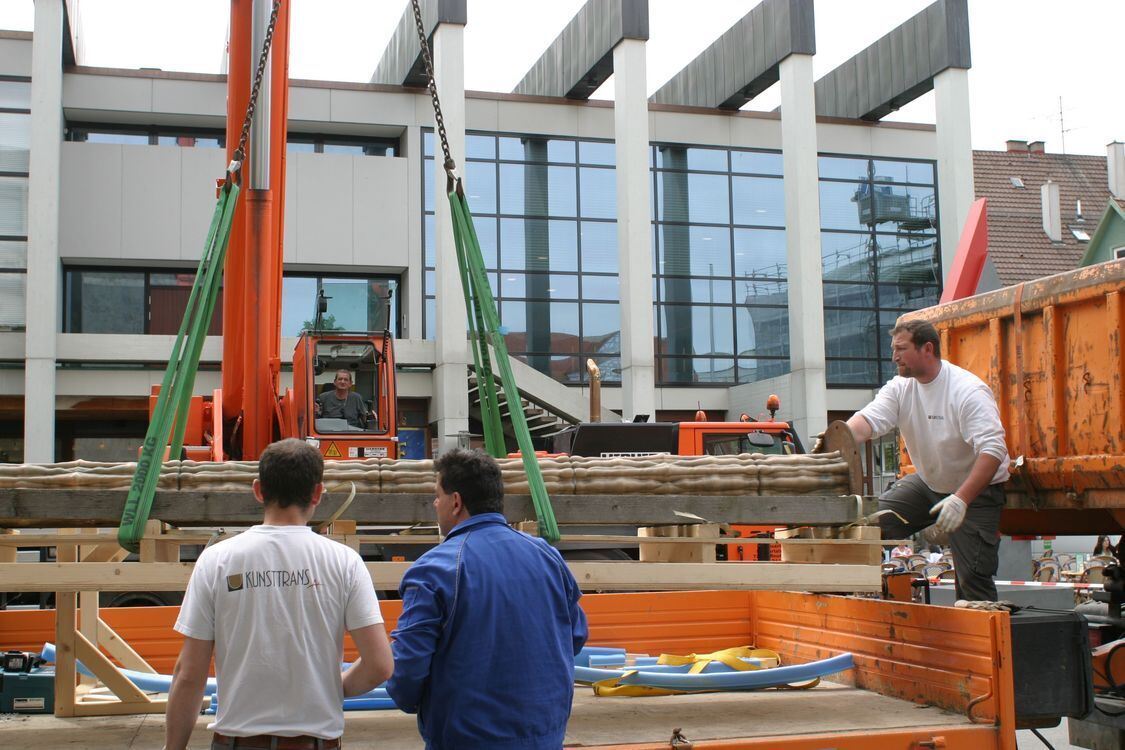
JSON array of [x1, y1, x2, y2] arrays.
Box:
[[574, 652, 854, 691], [42, 643, 397, 710], [40, 643, 218, 696]]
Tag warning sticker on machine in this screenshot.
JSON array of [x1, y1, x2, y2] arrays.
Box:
[[324, 442, 342, 458], [348, 447, 359, 458], [363, 447, 388, 458]]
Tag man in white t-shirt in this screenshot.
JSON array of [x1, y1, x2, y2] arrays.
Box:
[[164, 438, 393, 750], [847, 319, 1010, 601]]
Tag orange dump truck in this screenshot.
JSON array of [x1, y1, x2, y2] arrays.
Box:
[[902, 258, 1125, 535], [0, 591, 1026, 748]]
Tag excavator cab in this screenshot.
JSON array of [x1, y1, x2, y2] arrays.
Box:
[[289, 329, 398, 460]]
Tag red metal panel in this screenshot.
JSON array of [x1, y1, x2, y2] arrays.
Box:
[[940, 197, 989, 304]]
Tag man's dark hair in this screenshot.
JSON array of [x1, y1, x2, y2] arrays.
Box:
[[258, 438, 324, 509], [890, 319, 942, 359], [433, 448, 504, 516]]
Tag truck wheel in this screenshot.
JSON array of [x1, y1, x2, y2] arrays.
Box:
[[104, 592, 180, 608]]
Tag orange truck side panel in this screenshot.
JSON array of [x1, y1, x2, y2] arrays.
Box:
[[904, 259, 1125, 534], [0, 591, 1014, 747]]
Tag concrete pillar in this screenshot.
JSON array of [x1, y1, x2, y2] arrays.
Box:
[[613, 38, 654, 421], [935, 67, 974, 283], [430, 21, 470, 453], [24, 0, 64, 462], [779, 53, 826, 444]]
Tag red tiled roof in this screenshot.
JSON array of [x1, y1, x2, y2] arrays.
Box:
[[972, 149, 1109, 286]]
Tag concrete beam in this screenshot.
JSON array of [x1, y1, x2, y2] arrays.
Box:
[[62, 0, 81, 65], [814, 0, 970, 121], [650, 0, 813, 110], [513, 0, 648, 100], [370, 0, 467, 87]]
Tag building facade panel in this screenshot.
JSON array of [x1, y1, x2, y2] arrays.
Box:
[[59, 142, 123, 259], [120, 144, 183, 260]]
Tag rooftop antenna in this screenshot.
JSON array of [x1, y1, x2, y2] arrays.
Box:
[[1059, 95, 1071, 156]]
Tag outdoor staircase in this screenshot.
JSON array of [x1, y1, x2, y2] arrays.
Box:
[[466, 357, 618, 450], [467, 370, 573, 448]]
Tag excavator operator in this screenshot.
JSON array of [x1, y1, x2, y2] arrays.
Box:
[[315, 369, 370, 429]]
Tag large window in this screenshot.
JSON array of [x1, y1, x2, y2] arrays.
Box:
[[287, 133, 397, 157], [423, 131, 619, 384], [67, 123, 226, 148], [652, 145, 788, 385], [0, 78, 29, 331], [66, 123, 399, 156], [281, 275, 398, 337], [64, 268, 223, 335], [818, 155, 940, 387], [65, 268, 398, 339]]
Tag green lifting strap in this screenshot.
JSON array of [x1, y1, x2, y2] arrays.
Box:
[[117, 181, 241, 552], [447, 186, 561, 544]]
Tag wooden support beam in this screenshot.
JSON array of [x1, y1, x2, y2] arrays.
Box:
[[54, 591, 77, 717], [98, 617, 157, 675], [0, 528, 16, 562], [0, 531, 756, 547], [0, 490, 876, 528], [74, 629, 152, 704], [0, 560, 880, 593]]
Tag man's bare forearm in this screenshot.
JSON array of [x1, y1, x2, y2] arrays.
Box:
[[164, 673, 206, 750], [955, 454, 1002, 505], [846, 414, 873, 444]]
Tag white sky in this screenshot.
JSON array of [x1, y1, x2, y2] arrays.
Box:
[[2, 0, 1121, 155]]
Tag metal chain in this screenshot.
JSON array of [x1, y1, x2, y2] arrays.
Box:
[[410, 0, 458, 185], [230, 0, 283, 178]]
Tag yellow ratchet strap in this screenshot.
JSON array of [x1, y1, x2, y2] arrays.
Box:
[[657, 646, 782, 673], [590, 646, 819, 697]]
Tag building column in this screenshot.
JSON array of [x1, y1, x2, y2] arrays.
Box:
[[779, 53, 826, 443], [935, 67, 974, 283], [613, 38, 654, 421], [430, 21, 470, 453], [24, 0, 65, 462]]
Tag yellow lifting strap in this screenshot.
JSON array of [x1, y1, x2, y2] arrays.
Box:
[[657, 646, 782, 673], [590, 646, 821, 697]]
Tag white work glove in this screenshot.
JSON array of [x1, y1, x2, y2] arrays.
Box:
[[929, 494, 967, 533]]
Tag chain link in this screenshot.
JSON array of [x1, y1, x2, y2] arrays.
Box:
[[411, 0, 458, 187], [231, 0, 283, 178]]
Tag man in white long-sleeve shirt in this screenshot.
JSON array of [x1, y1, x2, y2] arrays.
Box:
[[847, 319, 1010, 601]]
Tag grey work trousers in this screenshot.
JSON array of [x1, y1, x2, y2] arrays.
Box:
[[878, 473, 1005, 602]]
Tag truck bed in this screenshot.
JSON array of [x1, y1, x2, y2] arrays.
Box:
[[0, 591, 1017, 747], [0, 684, 974, 749]]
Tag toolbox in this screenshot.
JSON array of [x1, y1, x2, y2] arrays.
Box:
[[0, 667, 54, 714]]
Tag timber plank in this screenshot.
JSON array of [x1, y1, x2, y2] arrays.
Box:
[[0, 489, 876, 527], [0, 561, 880, 593]]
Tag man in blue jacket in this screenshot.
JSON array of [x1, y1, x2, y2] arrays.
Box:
[[386, 448, 588, 749]]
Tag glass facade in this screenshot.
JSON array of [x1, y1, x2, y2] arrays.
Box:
[[423, 131, 620, 384], [652, 145, 788, 385], [818, 155, 941, 386], [422, 134, 939, 389], [0, 78, 29, 331]]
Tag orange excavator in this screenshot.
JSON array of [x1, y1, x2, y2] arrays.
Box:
[[152, 0, 398, 465]]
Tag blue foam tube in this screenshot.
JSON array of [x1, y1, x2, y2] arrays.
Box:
[[40, 642, 218, 695], [574, 646, 626, 667], [42, 643, 397, 709], [573, 652, 854, 691]]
